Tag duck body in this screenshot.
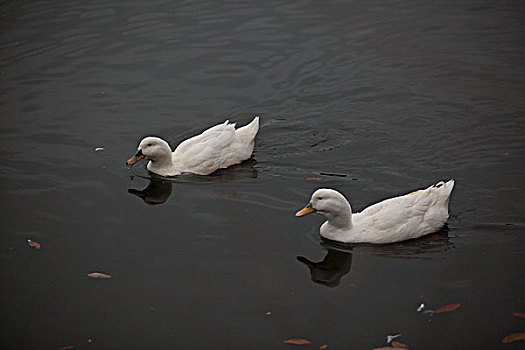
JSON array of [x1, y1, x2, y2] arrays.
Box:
[[126, 117, 259, 176], [296, 180, 455, 244]]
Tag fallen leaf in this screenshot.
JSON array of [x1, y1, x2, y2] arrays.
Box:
[[87, 272, 112, 279], [27, 239, 40, 250], [306, 177, 322, 181], [434, 303, 461, 314], [283, 338, 312, 345], [513, 312, 525, 319], [391, 341, 409, 348], [502, 333, 525, 344], [320, 345, 328, 349]]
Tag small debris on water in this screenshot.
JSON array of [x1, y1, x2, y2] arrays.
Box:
[[320, 172, 347, 177], [266, 311, 271, 316], [87, 272, 112, 279], [386, 334, 402, 343], [283, 339, 312, 345], [434, 303, 461, 314], [417, 303, 425, 312], [27, 239, 40, 250], [94, 147, 104, 152], [391, 340, 409, 348]]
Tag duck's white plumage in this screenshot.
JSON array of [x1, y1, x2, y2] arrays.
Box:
[[127, 117, 259, 176], [296, 180, 455, 244]]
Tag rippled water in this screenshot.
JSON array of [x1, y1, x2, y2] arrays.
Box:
[[1, 0, 524, 349]]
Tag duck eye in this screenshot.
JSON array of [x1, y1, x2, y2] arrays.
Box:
[[147, 143, 152, 147], [318, 196, 323, 200]]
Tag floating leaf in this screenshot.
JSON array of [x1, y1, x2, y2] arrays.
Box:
[[513, 312, 525, 319], [502, 333, 525, 344], [306, 177, 322, 181], [320, 345, 328, 350], [391, 341, 409, 348], [434, 303, 461, 314], [27, 239, 40, 250], [283, 338, 312, 345], [87, 272, 112, 279]]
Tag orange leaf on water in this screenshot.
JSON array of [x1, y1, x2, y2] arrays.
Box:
[[283, 338, 312, 345], [320, 345, 328, 349], [501, 333, 525, 344], [513, 312, 525, 319], [306, 177, 322, 181], [434, 303, 461, 314], [87, 272, 112, 279], [391, 341, 409, 348], [27, 239, 40, 249]]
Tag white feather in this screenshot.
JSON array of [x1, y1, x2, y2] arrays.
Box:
[[129, 117, 259, 176], [297, 180, 455, 244]]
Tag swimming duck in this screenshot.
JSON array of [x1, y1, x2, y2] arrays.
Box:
[[296, 180, 455, 244], [126, 117, 259, 176]]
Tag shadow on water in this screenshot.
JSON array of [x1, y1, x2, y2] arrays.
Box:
[[297, 249, 353, 288], [128, 179, 173, 205], [127, 159, 257, 205], [299, 226, 453, 287]]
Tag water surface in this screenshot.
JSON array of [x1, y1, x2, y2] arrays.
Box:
[[1, 0, 524, 349]]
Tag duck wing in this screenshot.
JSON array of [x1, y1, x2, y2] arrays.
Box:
[[173, 121, 236, 175], [356, 180, 453, 242]]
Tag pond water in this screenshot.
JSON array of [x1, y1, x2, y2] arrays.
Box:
[[1, 0, 524, 349]]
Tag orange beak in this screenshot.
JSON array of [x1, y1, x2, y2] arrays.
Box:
[[126, 149, 145, 167], [295, 202, 315, 217]]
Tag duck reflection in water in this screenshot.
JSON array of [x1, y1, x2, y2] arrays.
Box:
[[128, 178, 173, 205], [297, 248, 353, 288], [128, 159, 257, 205], [297, 227, 453, 287]]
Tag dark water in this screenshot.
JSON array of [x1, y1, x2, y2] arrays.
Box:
[[1, 0, 524, 349]]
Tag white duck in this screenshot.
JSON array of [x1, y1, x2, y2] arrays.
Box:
[[296, 180, 455, 244], [126, 117, 259, 176]]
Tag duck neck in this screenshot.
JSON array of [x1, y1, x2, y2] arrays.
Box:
[[324, 209, 353, 230], [147, 146, 175, 175]]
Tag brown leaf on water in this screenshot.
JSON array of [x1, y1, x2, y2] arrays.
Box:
[[27, 239, 40, 249], [283, 338, 312, 345], [391, 341, 409, 348], [306, 177, 322, 181], [501, 333, 525, 344], [513, 312, 525, 319], [87, 272, 112, 279], [434, 303, 461, 314], [320, 345, 328, 349]]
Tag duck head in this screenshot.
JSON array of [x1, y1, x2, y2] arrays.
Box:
[[126, 136, 172, 167], [296, 188, 349, 215]]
